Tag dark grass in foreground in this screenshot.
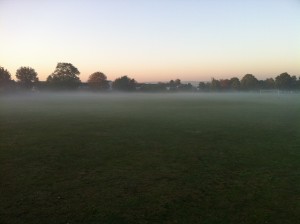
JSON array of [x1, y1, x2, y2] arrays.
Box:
[[0, 93, 299, 224]]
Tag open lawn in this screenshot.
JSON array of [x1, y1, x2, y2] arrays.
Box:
[[0, 93, 299, 224]]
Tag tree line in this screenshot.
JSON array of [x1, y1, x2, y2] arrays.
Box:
[[1, 63, 299, 93]]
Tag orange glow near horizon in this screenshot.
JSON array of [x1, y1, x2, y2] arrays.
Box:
[[2, 54, 299, 83]]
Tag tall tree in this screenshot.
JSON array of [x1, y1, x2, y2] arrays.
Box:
[[0, 66, 12, 87], [241, 74, 258, 90], [169, 80, 175, 88], [112, 76, 136, 91], [87, 72, 109, 91], [16, 67, 39, 89], [210, 78, 220, 91], [275, 72, 296, 90], [230, 77, 240, 90], [174, 79, 181, 86], [168, 79, 181, 91], [47, 63, 80, 89]]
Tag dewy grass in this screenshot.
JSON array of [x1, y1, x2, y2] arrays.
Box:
[[0, 93, 299, 224]]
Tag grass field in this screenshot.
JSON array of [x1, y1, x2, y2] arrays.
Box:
[[1, 93, 299, 224]]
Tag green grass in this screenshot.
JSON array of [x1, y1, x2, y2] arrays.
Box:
[[1, 93, 299, 224]]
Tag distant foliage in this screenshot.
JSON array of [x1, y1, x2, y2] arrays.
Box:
[[0, 66, 12, 86], [88, 72, 110, 91], [241, 74, 258, 90], [263, 78, 275, 89], [178, 83, 193, 91], [2, 62, 300, 93], [210, 78, 221, 91], [0, 66, 15, 92], [139, 83, 167, 92], [275, 72, 297, 90], [47, 63, 81, 90], [230, 77, 241, 90], [112, 76, 136, 91], [198, 82, 209, 92], [219, 79, 231, 91], [16, 67, 39, 89]]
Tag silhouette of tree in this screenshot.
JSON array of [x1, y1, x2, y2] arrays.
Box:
[[263, 78, 275, 89], [140, 83, 167, 92], [291, 76, 297, 89], [178, 83, 193, 91], [16, 67, 39, 89], [47, 63, 80, 90], [174, 79, 181, 86], [219, 79, 230, 91], [0, 66, 12, 87], [241, 74, 258, 90], [88, 72, 109, 91], [168, 79, 181, 91], [169, 80, 175, 89], [210, 78, 220, 91], [198, 82, 209, 92], [112, 76, 136, 91], [230, 77, 240, 90], [275, 72, 296, 90]]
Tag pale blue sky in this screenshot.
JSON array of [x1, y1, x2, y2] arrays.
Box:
[[0, 0, 299, 82]]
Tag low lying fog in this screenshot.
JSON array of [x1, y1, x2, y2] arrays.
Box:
[[1, 91, 297, 102]]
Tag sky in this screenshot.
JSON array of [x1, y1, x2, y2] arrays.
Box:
[[0, 0, 299, 82]]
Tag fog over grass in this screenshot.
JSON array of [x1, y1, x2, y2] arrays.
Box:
[[1, 91, 299, 109], [1, 92, 300, 223]]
